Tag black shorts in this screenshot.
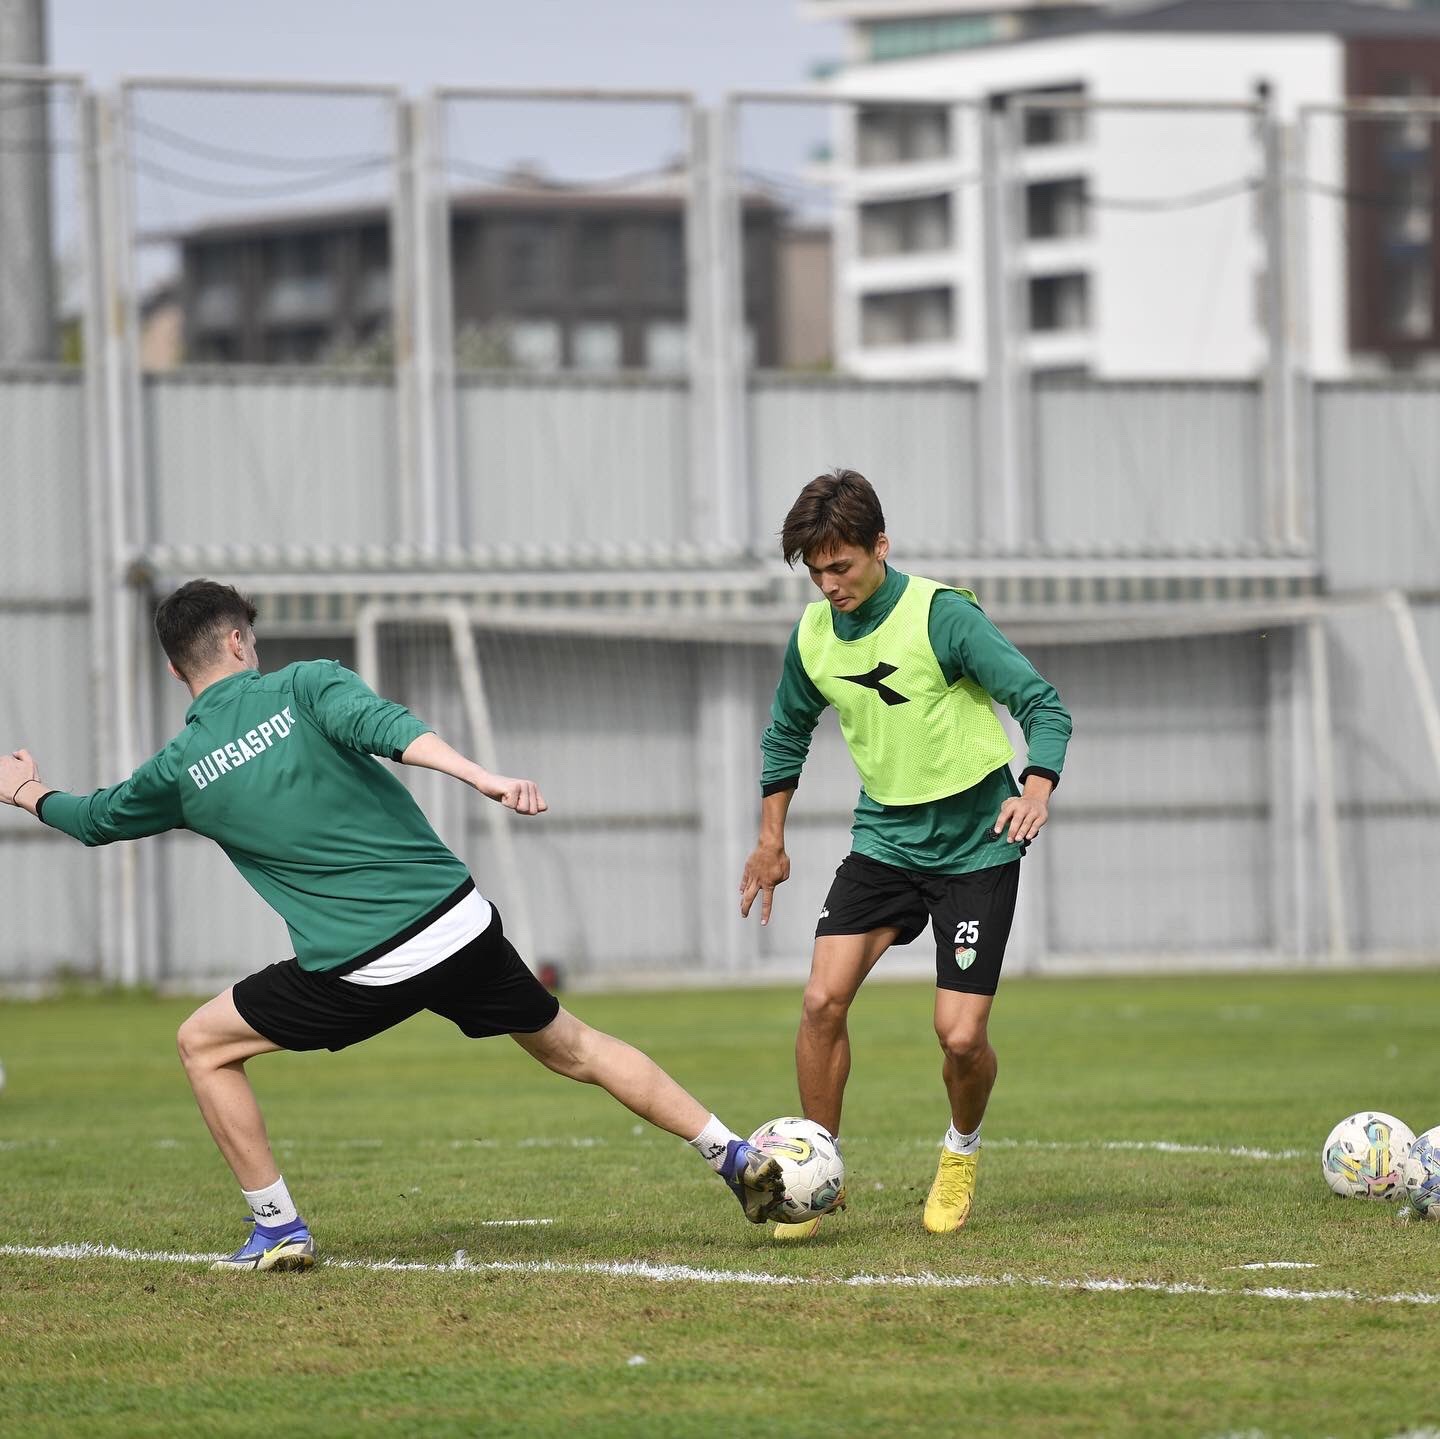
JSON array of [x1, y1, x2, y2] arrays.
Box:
[[815, 852, 1021, 996], [232, 906, 560, 1052]]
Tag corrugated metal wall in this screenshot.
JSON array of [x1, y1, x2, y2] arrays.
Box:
[[0, 374, 100, 979], [4, 374, 1439, 985], [750, 378, 981, 553], [455, 377, 691, 549], [1032, 381, 1264, 551], [1313, 384, 1440, 591], [145, 373, 403, 550]]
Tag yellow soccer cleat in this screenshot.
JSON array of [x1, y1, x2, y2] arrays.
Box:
[[771, 1215, 825, 1242], [923, 1148, 979, 1234]]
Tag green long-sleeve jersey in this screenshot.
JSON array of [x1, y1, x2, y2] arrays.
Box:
[[39, 662, 469, 971], [761, 566, 1072, 874]]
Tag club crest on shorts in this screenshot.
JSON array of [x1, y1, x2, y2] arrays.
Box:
[[954, 947, 977, 970]]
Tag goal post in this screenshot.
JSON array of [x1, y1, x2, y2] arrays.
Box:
[[356, 600, 537, 965]]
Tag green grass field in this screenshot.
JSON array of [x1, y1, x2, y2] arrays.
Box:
[[4, 970, 1440, 1438]]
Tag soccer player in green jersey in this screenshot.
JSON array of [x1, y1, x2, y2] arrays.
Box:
[[1, 579, 786, 1271], [740, 471, 1072, 1241]]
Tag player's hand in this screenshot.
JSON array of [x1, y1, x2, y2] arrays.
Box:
[[994, 793, 1048, 843], [739, 843, 790, 925], [474, 770, 548, 816], [0, 749, 40, 805]]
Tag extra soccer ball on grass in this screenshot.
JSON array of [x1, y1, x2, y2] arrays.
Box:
[[1320, 1111, 1415, 1200], [1399, 1125, 1440, 1220], [748, 1116, 846, 1223]]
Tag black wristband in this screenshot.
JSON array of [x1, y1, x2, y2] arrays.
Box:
[[1018, 766, 1060, 791], [10, 776, 42, 805]]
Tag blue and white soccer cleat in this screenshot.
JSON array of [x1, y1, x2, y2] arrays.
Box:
[[210, 1218, 316, 1273], [718, 1139, 787, 1224]]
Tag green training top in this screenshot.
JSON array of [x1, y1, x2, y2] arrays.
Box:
[[761, 566, 1072, 875], [39, 662, 469, 971]]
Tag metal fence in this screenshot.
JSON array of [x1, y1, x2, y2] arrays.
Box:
[[2, 70, 1439, 988]]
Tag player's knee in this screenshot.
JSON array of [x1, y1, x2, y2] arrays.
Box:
[[936, 1022, 990, 1069], [175, 1012, 210, 1072], [801, 983, 852, 1032]]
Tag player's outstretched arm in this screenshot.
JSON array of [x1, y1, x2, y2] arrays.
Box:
[[0, 750, 53, 816], [399, 732, 547, 815], [740, 787, 794, 925]]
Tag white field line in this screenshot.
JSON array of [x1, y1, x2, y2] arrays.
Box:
[[115, 1135, 1309, 1161], [4, 1242, 1439, 1308], [918, 1138, 1309, 1162]]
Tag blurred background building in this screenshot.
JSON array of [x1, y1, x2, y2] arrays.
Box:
[[152, 170, 831, 371], [807, 0, 1440, 377]]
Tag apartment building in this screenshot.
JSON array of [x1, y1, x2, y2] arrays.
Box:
[[808, 0, 1440, 378], [162, 171, 823, 372]]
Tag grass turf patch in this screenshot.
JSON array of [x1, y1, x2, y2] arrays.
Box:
[[3, 971, 1440, 1436]]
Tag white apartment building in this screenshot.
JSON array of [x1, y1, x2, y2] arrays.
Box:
[[808, 0, 1440, 378]]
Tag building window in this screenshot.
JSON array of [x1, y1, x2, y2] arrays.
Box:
[[576, 222, 617, 295], [647, 224, 687, 298], [194, 282, 241, 331], [509, 318, 562, 370], [866, 15, 997, 62], [1387, 255, 1433, 338], [644, 319, 689, 372], [1387, 167, 1433, 246], [859, 194, 952, 257], [573, 320, 622, 371], [1013, 85, 1087, 148], [857, 105, 951, 167], [1029, 273, 1089, 332], [1026, 178, 1088, 240], [505, 223, 558, 298], [264, 233, 334, 325], [861, 286, 955, 346]]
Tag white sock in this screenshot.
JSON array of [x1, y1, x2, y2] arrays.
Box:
[[242, 1175, 300, 1229], [688, 1114, 742, 1173], [944, 1124, 981, 1156]]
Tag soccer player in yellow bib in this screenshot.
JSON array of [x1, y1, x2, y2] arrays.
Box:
[[740, 471, 1072, 1240]]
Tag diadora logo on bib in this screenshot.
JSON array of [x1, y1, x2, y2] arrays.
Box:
[[187, 708, 295, 791], [837, 662, 909, 707], [955, 920, 980, 970]]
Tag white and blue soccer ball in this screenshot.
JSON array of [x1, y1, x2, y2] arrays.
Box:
[[748, 1116, 846, 1223], [1321, 1111, 1415, 1200], [1399, 1125, 1440, 1220]]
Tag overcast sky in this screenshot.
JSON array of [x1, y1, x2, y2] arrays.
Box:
[[49, 0, 846, 97]]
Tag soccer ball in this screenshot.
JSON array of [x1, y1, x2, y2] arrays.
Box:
[[748, 1116, 846, 1223], [1399, 1125, 1440, 1220], [1320, 1111, 1415, 1199]]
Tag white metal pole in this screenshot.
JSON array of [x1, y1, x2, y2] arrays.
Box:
[[1307, 619, 1349, 964], [446, 606, 537, 963], [419, 92, 459, 542], [711, 99, 749, 553], [390, 99, 425, 550], [1258, 85, 1295, 550], [96, 91, 142, 988], [980, 96, 1022, 551], [78, 84, 123, 984]]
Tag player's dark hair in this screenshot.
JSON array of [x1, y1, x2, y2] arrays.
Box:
[[154, 579, 258, 679], [780, 468, 886, 567]]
